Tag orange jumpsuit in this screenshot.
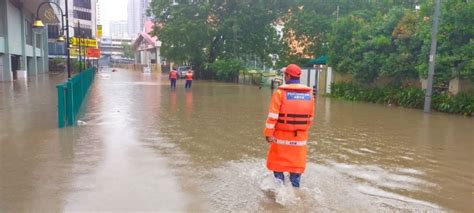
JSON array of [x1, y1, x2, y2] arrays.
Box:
[[264, 83, 314, 173], [185, 72, 193, 80], [169, 70, 178, 79]]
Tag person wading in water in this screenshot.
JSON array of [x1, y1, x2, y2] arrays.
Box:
[[263, 64, 315, 187]]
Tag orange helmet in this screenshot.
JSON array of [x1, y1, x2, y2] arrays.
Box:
[[285, 64, 301, 77]]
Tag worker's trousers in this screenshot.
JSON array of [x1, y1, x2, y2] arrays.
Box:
[[274, 172, 301, 187]]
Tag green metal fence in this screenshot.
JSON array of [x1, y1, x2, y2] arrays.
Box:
[[56, 67, 96, 128]]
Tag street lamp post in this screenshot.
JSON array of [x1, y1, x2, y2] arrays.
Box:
[[33, 0, 72, 78]]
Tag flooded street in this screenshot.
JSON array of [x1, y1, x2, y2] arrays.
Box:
[[1, 69, 473, 212]]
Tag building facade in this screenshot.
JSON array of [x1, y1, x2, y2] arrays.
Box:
[[0, 0, 49, 81], [99, 37, 133, 56], [48, 0, 98, 56], [109, 20, 128, 38], [127, 0, 149, 39]]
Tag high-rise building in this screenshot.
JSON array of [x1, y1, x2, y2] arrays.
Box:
[[127, 0, 150, 39], [47, 0, 99, 56], [71, 0, 98, 38], [110, 20, 129, 38], [48, 0, 98, 39]]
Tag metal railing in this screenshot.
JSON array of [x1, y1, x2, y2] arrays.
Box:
[[56, 67, 96, 128]]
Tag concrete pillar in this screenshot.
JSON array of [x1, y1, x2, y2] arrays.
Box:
[[37, 56, 44, 73], [326, 67, 333, 94], [449, 77, 460, 95], [27, 57, 34, 76], [155, 47, 161, 64], [41, 29, 49, 73], [0, 0, 12, 81], [20, 5, 27, 72], [31, 32, 38, 76]]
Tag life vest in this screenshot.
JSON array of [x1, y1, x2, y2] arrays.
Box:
[[275, 84, 313, 131], [169, 70, 178, 79], [185, 72, 193, 80], [263, 83, 314, 173]]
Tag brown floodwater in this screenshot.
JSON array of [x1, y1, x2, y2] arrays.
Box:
[[1, 69, 473, 212]]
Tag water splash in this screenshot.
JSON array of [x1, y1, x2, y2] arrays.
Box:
[[198, 159, 443, 212], [259, 174, 301, 206]]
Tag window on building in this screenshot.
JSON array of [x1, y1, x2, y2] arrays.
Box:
[[73, 10, 92, 21], [0, 13, 4, 36], [48, 25, 60, 39], [74, 26, 93, 38], [48, 42, 66, 55], [25, 20, 33, 45], [73, 0, 91, 9]]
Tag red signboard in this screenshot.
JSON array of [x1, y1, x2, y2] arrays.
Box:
[[86, 48, 101, 58]]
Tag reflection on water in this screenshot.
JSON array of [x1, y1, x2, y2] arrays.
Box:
[[0, 70, 473, 212], [185, 90, 193, 114]]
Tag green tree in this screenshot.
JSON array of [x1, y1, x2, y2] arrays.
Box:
[[148, 0, 473, 85], [149, 0, 292, 79], [415, 0, 474, 83], [121, 42, 134, 59]]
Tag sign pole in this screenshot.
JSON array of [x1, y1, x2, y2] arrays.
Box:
[[65, 0, 71, 78]]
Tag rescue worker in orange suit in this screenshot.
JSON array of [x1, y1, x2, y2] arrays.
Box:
[[169, 68, 178, 89], [263, 64, 315, 187], [185, 69, 193, 89]]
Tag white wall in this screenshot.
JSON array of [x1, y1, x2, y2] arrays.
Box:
[[300, 68, 318, 88]]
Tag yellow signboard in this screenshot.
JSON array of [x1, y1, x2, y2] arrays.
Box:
[[70, 37, 98, 48], [97, 25, 103, 38], [69, 48, 80, 57]]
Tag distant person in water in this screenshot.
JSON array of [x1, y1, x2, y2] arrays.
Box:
[[185, 69, 193, 89], [169, 68, 178, 89]]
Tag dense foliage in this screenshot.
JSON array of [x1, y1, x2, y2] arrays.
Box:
[[327, 0, 473, 85], [148, 0, 473, 86], [148, 0, 290, 78], [208, 58, 245, 81], [329, 82, 474, 116]]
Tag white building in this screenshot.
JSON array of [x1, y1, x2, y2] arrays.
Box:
[[110, 20, 128, 38], [127, 0, 150, 39], [100, 37, 133, 56]]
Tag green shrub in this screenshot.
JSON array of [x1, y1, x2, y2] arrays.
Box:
[[72, 60, 82, 72], [329, 82, 474, 116], [209, 59, 245, 82], [49, 58, 66, 72], [433, 93, 474, 115]]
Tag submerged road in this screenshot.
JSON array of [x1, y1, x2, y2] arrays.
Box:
[[1, 68, 473, 212]]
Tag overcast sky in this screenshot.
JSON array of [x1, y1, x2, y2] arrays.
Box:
[[100, 0, 128, 36]]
